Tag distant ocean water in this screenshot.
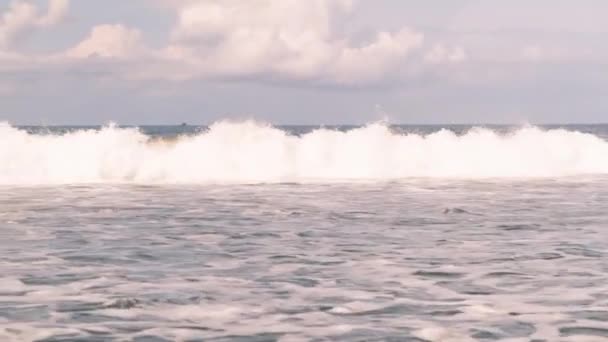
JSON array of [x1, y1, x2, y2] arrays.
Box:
[[1, 122, 608, 341]]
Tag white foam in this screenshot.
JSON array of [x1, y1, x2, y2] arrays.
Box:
[[412, 326, 475, 342], [2, 120, 608, 184]]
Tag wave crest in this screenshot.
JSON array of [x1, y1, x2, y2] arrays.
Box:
[[1, 121, 607, 184]]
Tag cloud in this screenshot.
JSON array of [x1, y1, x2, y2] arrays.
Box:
[[425, 44, 467, 64], [156, 0, 425, 84], [0, 0, 69, 49], [38, 0, 69, 26], [2, 0, 469, 87], [66, 24, 144, 59]]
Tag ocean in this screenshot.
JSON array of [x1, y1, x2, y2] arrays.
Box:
[[1, 122, 608, 341]]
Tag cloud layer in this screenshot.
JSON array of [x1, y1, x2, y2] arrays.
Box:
[[3, 0, 608, 125], [0, 0, 68, 49], [2, 0, 604, 89], [66, 24, 144, 59], [160, 0, 425, 83], [1, 0, 469, 85]]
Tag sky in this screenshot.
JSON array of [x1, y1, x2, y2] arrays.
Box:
[[1, 0, 608, 125]]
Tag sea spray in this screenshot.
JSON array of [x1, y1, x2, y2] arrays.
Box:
[[1, 120, 608, 184]]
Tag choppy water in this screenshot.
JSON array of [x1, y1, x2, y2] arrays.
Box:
[[2, 179, 608, 341], [2, 124, 608, 341]]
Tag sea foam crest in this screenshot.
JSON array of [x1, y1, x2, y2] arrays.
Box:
[[1, 120, 607, 184]]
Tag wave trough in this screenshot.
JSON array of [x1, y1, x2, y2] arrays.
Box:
[[1, 121, 608, 184]]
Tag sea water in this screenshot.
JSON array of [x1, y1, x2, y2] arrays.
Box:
[[1, 122, 608, 341]]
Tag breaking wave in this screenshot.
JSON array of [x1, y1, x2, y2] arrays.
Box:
[[1, 120, 608, 184]]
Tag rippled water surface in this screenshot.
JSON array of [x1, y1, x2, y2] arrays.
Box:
[[2, 179, 608, 341]]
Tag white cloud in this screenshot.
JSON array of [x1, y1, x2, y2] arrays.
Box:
[[0, 0, 69, 49], [38, 0, 69, 26], [425, 44, 467, 64], [159, 0, 424, 84], [0, 0, 476, 86], [66, 24, 144, 59]]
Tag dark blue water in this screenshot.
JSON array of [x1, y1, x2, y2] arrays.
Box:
[[16, 124, 608, 139]]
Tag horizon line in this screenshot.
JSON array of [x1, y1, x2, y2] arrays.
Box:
[[7, 122, 608, 127]]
